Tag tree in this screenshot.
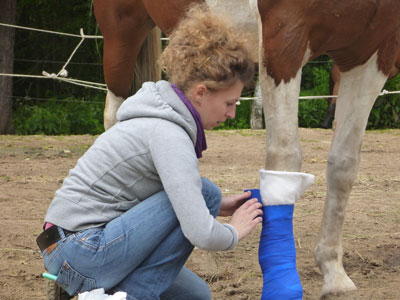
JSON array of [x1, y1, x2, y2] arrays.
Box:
[[0, 0, 17, 134]]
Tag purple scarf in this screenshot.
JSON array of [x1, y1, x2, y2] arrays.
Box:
[[171, 84, 207, 158]]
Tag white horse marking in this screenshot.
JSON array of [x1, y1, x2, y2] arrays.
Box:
[[104, 90, 125, 130]]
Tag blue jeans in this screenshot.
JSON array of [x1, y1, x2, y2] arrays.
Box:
[[42, 177, 221, 300]]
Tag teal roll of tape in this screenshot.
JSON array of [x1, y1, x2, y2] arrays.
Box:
[[42, 272, 57, 281]]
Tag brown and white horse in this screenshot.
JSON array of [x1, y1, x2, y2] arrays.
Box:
[[93, 0, 400, 297]]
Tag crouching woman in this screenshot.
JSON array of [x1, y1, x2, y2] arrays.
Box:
[[37, 4, 262, 300]]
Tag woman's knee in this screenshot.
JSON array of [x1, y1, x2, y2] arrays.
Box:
[[188, 281, 212, 300], [161, 267, 211, 300], [201, 177, 221, 217]]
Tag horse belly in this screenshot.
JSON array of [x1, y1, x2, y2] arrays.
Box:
[[206, 0, 259, 61]]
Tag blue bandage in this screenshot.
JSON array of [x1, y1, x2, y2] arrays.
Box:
[[259, 205, 302, 300], [245, 189, 302, 300]]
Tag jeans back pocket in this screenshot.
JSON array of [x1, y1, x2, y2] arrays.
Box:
[[56, 261, 96, 296]]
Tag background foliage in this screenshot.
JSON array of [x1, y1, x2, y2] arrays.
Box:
[[11, 2, 400, 134], [13, 0, 105, 134]]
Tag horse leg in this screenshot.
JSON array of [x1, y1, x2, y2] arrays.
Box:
[[314, 52, 388, 297], [93, 0, 155, 130], [250, 83, 263, 129], [258, 36, 313, 170], [259, 68, 304, 171], [321, 64, 340, 129], [252, 0, 314, 171]]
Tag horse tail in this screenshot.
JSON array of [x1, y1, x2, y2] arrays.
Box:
[[132, 27, 162, 93]]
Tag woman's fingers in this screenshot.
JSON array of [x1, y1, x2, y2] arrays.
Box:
[[229, 199, 263, 240], [244, 198, 263, 215], [243, 197, 259, 207]]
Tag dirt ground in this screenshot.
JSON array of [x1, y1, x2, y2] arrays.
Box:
[[0, 128, 399, 300]]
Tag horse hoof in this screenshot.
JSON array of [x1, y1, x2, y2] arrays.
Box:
[[319, 287, 358, 300], [320, 272, 356, 299]]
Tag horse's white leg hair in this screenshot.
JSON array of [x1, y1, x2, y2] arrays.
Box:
[[258, 45, 311, 170], [250, 83, 263, 129], [260, 68, 302, 170], [314, 52, 388, 297], [104, 90, 125, 130], [248, 0, 262, 129]]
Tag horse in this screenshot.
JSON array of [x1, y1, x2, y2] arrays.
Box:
[[93, 0, 258, 130], [321, 51, 400, 129], [93, 0, 400, 297]]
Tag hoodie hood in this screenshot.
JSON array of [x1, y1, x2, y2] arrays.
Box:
[[116, 81, 197, 145]]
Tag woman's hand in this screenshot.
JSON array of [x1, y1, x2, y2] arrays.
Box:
[[219, 191, 252, 217], [229, 198, 263, 241]]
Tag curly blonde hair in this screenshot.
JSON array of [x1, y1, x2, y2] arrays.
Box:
[[160, 3, 255, 93]]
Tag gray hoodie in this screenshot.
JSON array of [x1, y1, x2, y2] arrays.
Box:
[[45, 81, 238, 251]]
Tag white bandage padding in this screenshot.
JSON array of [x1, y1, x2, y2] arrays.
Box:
[[259, 169, 315, 206], [78, 288, 127, 300]]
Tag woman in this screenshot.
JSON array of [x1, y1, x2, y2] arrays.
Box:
[[37, 4, 262, 300]]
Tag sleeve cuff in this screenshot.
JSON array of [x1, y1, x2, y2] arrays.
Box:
[[223, 223, 239, 250]]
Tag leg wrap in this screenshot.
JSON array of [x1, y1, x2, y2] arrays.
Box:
[[259, 205, 302, 300], [246, 169, 315, 299]]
